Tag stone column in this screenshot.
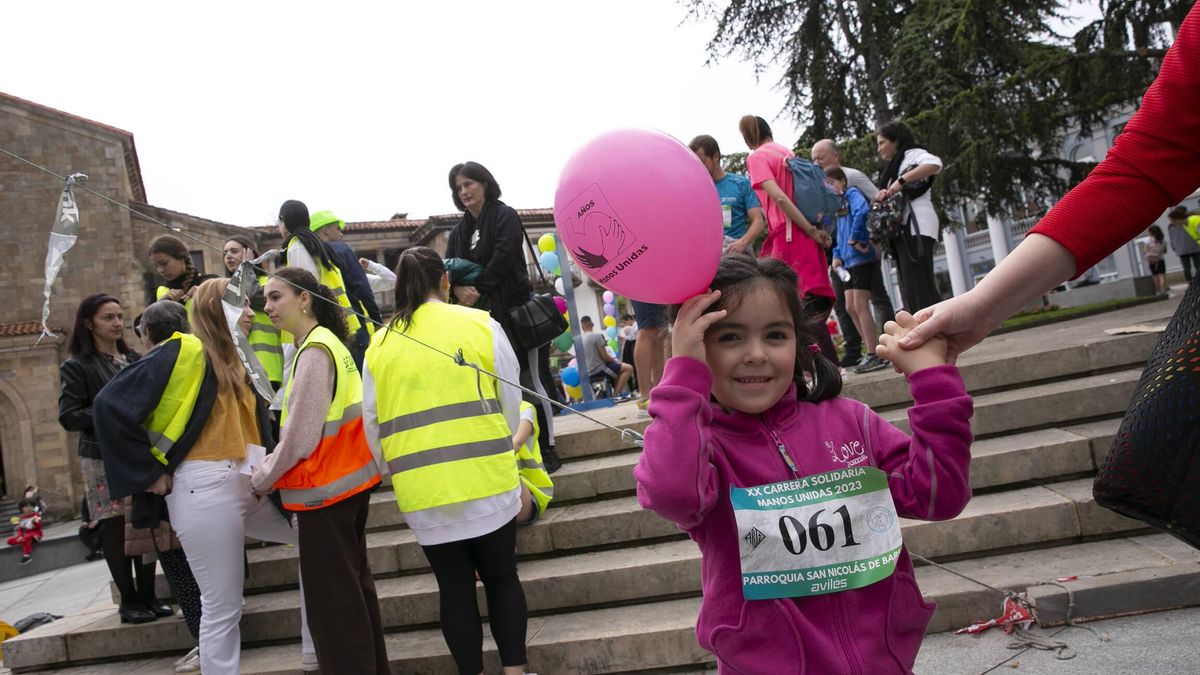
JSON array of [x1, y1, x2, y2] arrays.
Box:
[[942, 227, 971, 296], [986, 215, 1011, 267]]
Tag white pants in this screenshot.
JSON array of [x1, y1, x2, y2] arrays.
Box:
[[167, 460, 314, 675]]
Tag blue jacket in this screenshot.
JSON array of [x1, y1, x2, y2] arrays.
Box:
[[832, 187, 875, 269], [328, 240, 383, 325]]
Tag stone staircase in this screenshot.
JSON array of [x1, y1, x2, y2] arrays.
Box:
[[6, 299, 1200, 674]]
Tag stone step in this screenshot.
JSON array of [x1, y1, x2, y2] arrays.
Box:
[[26, 477, 1152, 670], [19, 531, 1199, 674], [881, 369, 1140, 438], [843, 325, 1159, 411]]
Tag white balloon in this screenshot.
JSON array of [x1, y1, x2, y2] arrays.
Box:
[[554, 277, 565, 295]]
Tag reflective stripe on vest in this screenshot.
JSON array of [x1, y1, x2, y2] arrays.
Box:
[[367, 302, 518, 513], [143, 333, 205, 466], [277, 325, 380, 510], [247, 276, 284, 382], [517, 401, 554, 516], [283, 238, 366, 336]]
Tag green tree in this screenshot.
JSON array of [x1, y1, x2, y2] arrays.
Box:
[[689, 0, 1192, 216]]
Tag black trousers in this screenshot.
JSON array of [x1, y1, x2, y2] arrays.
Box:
[[833, 262, 897, 359], [296, 490, 389, 674], [1181, 253, 1200, 282], [421, 519, 528, 674], [892, 231, 941, 313]]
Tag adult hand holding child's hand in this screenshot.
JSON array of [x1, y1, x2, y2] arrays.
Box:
[[876, 310, 949, 376], [671, 290, 726, 363]]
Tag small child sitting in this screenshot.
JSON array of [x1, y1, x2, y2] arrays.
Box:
[[8, 499, 44, 565]]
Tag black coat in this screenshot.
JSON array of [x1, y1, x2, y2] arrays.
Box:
[[445, 200, 532, 325], [58, 351, 140, 459]]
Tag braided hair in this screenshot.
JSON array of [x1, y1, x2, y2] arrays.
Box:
[[148, 235, 198, 293]]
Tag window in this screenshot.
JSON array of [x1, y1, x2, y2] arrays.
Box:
[[190, 251, 205, 275]]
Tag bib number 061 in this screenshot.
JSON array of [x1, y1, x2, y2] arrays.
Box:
[[778, 505, 860, 555]]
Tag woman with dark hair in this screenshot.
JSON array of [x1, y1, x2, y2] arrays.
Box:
[[58, 294, 164, 624], [148, 235, 216, 310], [223, 235, 285, 389], [738, 115, 839, 365], [276, 200, 368, 367], [363, 246, 530, 675], [253, 267, 388, 674], [445, 162, 560, 472], [875, 120, 944, 313]]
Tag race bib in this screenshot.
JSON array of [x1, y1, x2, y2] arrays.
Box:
[[732, 467, 902, 600], [721, 204, 733, 230]]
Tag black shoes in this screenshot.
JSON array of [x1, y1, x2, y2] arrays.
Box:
[[145, 601, 175, 618], [118, 604, 157, 624], [18, 555, 31, 565]]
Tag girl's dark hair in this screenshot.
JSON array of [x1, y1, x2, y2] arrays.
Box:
[[876, 120, 918, 151], [17, 498, 36, 511], [223, 235, 259, 278], [68, 293, 134, 357], [1149, 225, 1165, 242], [273, 267, 351, 345], [688, 134, 721, 158], [738, 115, 774, 149], [448, 162, 502, 212], [278, 200, 336, 270], [148, 235, 199, 292], [669, 253, 842, 403], [390, 246, 446, 331], [824, 165, 848, 184]]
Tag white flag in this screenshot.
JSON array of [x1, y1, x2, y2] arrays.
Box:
[[39, 173, 87, 343]]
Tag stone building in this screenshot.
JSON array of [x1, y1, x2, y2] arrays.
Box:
[[0, 91, 558, 515]]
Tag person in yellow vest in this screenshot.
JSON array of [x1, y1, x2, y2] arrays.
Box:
[[276, 200, 369, 370], [513, 401, 553, 524], [222, 235, 285, 388], [93, 292, 316, 675], [363, 246, 532, 675], [253, 267, 389, 674], [148, 235, 216, 311]]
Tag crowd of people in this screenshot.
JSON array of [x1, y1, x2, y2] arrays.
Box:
[[47, 10, 1200, 663]]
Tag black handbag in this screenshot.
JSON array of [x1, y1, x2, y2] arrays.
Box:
[[1094, 275, 1200, 548], [507, 231, 568, 352]]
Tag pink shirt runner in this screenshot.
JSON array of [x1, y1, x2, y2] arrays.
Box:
[[746, 142, 834, 298]]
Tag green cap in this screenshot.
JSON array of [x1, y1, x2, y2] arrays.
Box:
[[309, 210, 345, 232]]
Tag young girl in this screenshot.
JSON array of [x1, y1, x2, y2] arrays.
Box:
[[148, 235, 215, 311], [826, 166, 888, 374], [1142, 225, 1168, 295], [634, 254, 973, 674]]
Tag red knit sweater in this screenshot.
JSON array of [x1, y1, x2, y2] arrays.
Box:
[[1029, 4, 1200, 276]]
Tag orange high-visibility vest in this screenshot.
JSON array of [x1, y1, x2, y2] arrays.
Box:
[[276, 325, 380, 511]]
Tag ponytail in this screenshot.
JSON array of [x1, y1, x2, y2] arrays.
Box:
[[273, 267, 351, 345], [390, 246, 446, 332], [738, 115, 773, 149]]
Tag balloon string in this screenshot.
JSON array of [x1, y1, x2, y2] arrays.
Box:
[[1, 145, 645, 446]]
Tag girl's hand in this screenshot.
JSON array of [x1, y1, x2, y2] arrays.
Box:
[[671, 290, 726, 363], [165, 288, 186, 302], [453, 285, 480, 305], [877, 311, 949, 376], [813, 229, 833, 249]]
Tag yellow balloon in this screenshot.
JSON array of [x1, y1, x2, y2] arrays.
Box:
[[564, 383, 583, 399], [538, 233, 557, 253], [603, 315, 617, 328]]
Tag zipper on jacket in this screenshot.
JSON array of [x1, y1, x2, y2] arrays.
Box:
[[760, 421, 801, 479], [831, 594, 864, 675]]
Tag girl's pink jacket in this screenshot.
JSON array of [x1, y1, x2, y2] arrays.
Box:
[[634, 357, 974, 674]]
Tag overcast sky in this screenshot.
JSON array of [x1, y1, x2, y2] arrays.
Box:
[[3, 1, 1103, 227]]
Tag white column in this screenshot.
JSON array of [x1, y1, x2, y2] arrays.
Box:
[[942, 228, 971, 297], [986, 215, 1010, 266]]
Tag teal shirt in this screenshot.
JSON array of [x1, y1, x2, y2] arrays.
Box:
[[715, 173, 761, 239]]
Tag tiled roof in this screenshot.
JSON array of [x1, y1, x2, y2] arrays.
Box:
[[251, 207, 556, 233], [344, 218, 426, 233], [0, 322, 56, 338]]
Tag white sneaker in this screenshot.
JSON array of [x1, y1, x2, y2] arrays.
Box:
[[173, 646, 200, 673]]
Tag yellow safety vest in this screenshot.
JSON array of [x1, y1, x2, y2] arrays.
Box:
[[283, 238, 369, 337], [142, 333, 205, 466], [248, 275, 284, 383], [1186, 215, 1200, 245], [517, 401, 554, 517], [366, 302, 518, 513], [155, 285, 194, 313], [277, 325, 379, 511]]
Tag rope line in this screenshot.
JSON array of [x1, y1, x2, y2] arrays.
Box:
[[1, 145, 644, 445]]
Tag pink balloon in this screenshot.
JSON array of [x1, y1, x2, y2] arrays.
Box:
[[555, 129, 722, 304], [553, 296, 567, 313], [602, 290, 615, 303], [568, 358, 577, 368]]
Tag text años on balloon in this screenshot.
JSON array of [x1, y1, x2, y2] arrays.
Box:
[[598, 244, 650, 284], [577, 200, 596, 219]]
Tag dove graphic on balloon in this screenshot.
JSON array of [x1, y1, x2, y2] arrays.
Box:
[[554, 128, 722, 304]]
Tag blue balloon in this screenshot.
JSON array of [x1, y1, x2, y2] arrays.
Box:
[[539, 251, 559, 273], [561, 365, 581, 387], [605, 326, 618, 339], [603, 303, 616, 316]]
